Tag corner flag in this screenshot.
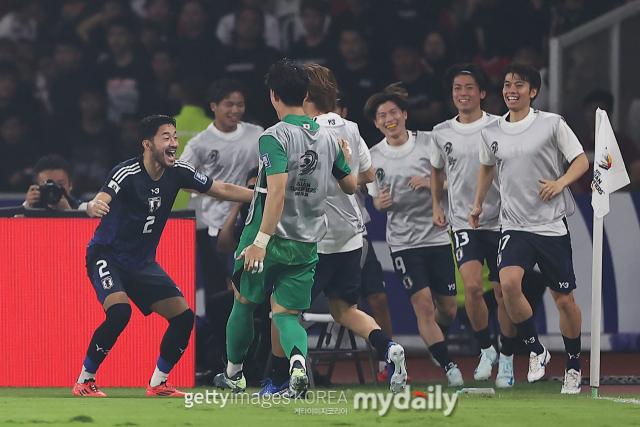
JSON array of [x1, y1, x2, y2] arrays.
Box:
[[590, 108, 630, 217], [589, 108, 629, 397]]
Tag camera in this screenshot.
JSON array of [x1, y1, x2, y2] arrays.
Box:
[[37, 180, 65, 206]]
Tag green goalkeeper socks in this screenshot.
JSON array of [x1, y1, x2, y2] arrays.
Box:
[[226, 299, 257, 364], [273, 312, 308, 358]]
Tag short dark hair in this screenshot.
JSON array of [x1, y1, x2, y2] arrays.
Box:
[[444, 63, 490, 93], [32, 155, 71, 184], [583, 89, 614, 112], [363, 83, 409, 121], [138, 115, 176, 142], [207, 78, 246, 104], [264, 58, 309, 107], [502, 63, 541, 99]]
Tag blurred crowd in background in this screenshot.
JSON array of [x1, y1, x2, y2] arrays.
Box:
[[0, 0, 635, 196]]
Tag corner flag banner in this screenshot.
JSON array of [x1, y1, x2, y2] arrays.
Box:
[[591, 108, 630, 218]]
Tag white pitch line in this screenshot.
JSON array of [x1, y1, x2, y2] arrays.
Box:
[[593, 396, 640, 405]]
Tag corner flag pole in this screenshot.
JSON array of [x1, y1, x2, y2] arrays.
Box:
[[590, 216, 604, 397], [589, 108, 630, 398]]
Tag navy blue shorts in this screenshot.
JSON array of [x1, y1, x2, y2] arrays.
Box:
[[86, 250, 184, 316], [497, 230, 576, 294], [360, 236, 385, 297], [390, 245, 457, 297], [311, 248, 362, 305], [452, 229, 501, 282]]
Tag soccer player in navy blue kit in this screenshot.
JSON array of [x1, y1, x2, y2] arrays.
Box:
[[72, 115, 254, 397]]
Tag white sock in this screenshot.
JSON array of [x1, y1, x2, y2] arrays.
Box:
[[500, 353, 514, 360], [226, 362, 243, 378], [149, 366, 169, 387], [289, 355, 306, 373], [77, 366, 96, 384], [379, 361, 386, 372]]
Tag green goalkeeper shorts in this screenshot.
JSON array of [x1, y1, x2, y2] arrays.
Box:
[[232, 256, 317, 311]]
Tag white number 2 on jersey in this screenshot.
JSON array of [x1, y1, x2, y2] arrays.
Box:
[[143, 216, 155, 234]]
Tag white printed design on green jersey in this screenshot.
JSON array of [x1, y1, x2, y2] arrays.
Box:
[[251, 121, 345, 243]]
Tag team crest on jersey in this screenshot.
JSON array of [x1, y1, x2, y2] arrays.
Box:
[[299, 150, 318, 175], [491, 141, 499, 155], [444, 142, 453, 155], [148, 197, 161, 213], [194, 170, 207, 184], [207, 150, 219, 165], [402, 275, 413, 290], [101, 276, 114, 290], [455, 247, 464, 262]]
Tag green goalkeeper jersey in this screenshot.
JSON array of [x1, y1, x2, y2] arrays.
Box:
[[239, 114, 351, 265]]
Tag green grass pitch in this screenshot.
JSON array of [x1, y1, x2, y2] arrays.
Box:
[[1, 382, 638, 427]]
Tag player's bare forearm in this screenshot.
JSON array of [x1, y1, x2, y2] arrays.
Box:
[[431, 166, 446, 209], [474, 164, 495, 207], [358, 166, 375, 185], [87, 192, 112, 218], [206, 182, 253, 203], [338, 173, 357, 194], [558, 153, 589, 188]]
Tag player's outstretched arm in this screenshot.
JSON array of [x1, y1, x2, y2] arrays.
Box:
[[86, 192, 112, 218], [431, 166, 448, 227], [237, 173, 287, 274], [206, 182, 253, 203], [470, 164, 495, 229], [539, 153, 589, 201]]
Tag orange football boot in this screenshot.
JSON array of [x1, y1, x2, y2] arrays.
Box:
[[72, 380, 107, 397], [146, 381, 187, 397]]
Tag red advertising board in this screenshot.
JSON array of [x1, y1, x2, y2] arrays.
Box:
[[0, 218, 195, 387]]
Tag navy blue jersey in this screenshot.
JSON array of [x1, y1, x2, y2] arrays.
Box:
[[87, 157, 213, 270]]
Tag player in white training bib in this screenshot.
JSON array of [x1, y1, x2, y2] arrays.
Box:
[[365, 84, 464, 387], [179, 79, 262, 297], [471, 63, 589, 394], [431, 63, 518, 387]]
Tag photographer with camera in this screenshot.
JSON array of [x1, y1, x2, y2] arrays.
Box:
[[24, 155, 86, 211]]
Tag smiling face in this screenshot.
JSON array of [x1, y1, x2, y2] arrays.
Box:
[[146, 124, 178, 167], [452, 74, 485, 115], [502, 73, 537, 113], [212, 91, 245, 132], [374, 101, 407, 139]]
